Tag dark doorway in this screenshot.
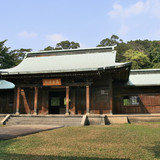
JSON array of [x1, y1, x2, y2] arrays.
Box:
[[49, 91, 66, 114]]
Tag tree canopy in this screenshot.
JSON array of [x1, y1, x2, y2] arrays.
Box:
[[0, 40, 32, 69], [44, 40, 80, 51], [97, 35, 160, 69], [1, 36, 160, 69], [0, 40, 16, 69]]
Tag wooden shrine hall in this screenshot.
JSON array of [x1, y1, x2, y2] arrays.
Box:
[[0, 46, 160, 115]]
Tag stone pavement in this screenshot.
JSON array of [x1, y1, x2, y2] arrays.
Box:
[[0, 125, 63, 140]]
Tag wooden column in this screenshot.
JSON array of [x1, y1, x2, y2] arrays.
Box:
[[33, 87, 38, 115], [86, 85, 90, 115], [72, 89, 76, 114], [66, 86, 69, 115], [13, 88, 17, 113], [16, 87, 21, 115], [109, 78, 113, 114]]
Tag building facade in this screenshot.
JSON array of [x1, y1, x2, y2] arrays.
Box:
[[0, 46, 160, 115]]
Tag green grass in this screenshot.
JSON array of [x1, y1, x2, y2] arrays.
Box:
[[0, 123, 160, 160]]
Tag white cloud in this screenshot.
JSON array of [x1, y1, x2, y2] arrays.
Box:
[[46, 34, 67, 44], [108, 2, 123, 18], [108, 0, 160, 19], [108, 1, 145, 19], [18, 31, 37, 38], [108, 0, 160, 37]]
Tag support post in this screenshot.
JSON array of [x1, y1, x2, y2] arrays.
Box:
[[72, 88, 76, 114], [109, 78, 113, 114], [33, 87, 38, 115], [66, 86, 69, 115], [86, 85, 90, 115], [16, 87, 21, 115]]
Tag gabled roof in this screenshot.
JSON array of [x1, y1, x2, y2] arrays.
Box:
[[0, 46, 131, 76], [126, 69, 160, 86]]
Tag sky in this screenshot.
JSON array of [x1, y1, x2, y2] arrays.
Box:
[[1, 0, 160, 51]]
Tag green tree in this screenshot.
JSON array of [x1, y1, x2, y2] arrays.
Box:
[[56, 40, 80, 49], [44, 46, 55, 51], [124, 49, 150, 69], [97, 34, 128, 62], [0, 40, 15, 69], [12, 48, 32, 65], [147, 41, 160, 68], [97, 34, 121, 47]]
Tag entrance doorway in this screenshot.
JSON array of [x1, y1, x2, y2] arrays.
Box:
[[49, 91, 66, 114]]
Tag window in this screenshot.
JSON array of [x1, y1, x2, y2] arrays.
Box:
[[123, 96, 139, 106]]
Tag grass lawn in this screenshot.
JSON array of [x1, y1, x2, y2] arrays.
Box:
[[0, 123, 160, 160]]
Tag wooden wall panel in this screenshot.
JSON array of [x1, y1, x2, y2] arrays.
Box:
[[0, 90, 14, 114], [38, 89, 49, 114], [113, 86, 160, 114], [90, 87, 110, 114], [76, 88, 86, 114]]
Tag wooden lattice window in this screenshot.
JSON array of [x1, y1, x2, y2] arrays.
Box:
[[123, 96, 140, 106]]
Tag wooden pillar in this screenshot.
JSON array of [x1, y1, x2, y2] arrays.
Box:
[[13, 88, 17, 113], [72, 89, 76, 114], [86, 85, 90, 115], [66, 86, 69, 115], [16, 87, 21, 115], [109, 78, 113, 114], [33, 87, 38, 115]]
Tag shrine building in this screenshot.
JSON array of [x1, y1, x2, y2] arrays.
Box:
[[0, 46, 160, 116]]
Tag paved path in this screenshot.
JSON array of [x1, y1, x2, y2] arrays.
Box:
[[0, 125, 63, 140]]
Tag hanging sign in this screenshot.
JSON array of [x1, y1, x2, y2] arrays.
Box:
[[43, 78, 61, 86]]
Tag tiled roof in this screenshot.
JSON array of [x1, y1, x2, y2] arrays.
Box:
[[1, 46, 130, 75], [126, 69, 160, 86]]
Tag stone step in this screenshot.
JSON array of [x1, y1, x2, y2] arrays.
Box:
[[7, 119, 82, 123], [7, 122, 81, 126], [8, 118, 82, 123], [9, 117, 82, 121], [6, 116, 83, 126]]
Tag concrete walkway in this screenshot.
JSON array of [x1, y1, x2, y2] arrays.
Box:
[[0, 125, 63, 140]]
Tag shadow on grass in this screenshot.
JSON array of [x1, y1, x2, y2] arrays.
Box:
[[146, 141, 160, 158], [0, 154, 130, 160], [0, 139, 130, 160]]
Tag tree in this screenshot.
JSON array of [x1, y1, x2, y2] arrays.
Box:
[[97, 34, 128, 62], [97, 34, 122, 47], [124, 49, 150, 69], [44, 46, 55, 51], [56, 40, 80, 49], [12, 48, 32, 65], [0, 40, 15, 69]]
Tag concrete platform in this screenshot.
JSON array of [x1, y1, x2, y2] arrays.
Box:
[[0, 125, 63, 140]]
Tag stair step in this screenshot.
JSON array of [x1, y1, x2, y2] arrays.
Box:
[[6, 116, 84, 126]]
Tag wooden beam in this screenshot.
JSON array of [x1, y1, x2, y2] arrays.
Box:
[[14, 82, 93, 88], [15, 87, 21, 115], [21, 89, 30, 114], [33, 87, 38, 115], [86, 85, 90, 115], [65, 86, 69, 115]]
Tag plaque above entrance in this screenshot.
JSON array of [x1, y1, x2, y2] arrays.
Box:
[[43, 78, 61, 86]]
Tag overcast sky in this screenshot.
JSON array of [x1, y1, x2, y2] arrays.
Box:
[[1, 0, 160, 51]]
